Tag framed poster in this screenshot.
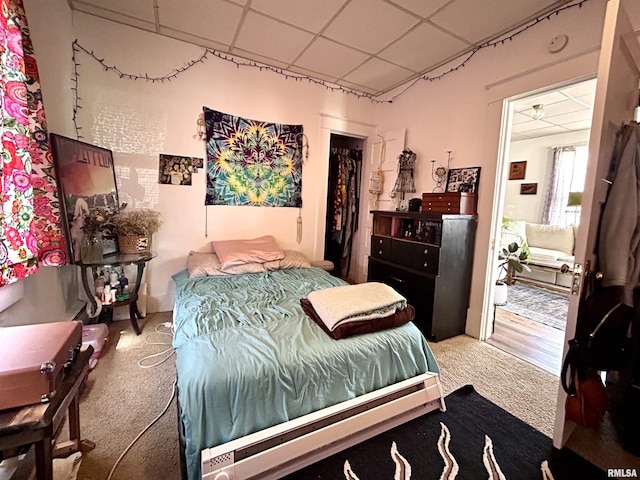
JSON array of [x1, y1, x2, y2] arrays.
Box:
[[509, 161, 527, 180], [520, 183, 538, 195], [50, 134, 120, 262], [446, 167, 481, 193]]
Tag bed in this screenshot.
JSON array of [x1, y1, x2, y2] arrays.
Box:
[[172, 251, 444, 480]]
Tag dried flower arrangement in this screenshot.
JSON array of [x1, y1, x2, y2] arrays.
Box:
[[81, 206, 117, 239], [112, 208, 162, 236]]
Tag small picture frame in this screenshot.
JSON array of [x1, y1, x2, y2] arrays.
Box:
[[509, 161, 527, 180], [446, 167, 481, 193], [520, 183, 538, 195]]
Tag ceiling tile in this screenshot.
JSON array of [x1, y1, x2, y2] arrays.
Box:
[[229, 47, 291, 70], [515, 125, 569, 138], [250, 0, 347, 32], [544, 110, 592, 125], [561, 120, 593, 131], [158, 27, 230, 52], [234, 11, 315, 63], [295, 38, 369, 79], [343, 57, 414, 92], [388, 0, 451, 18], [378, 22, 469, 72], [323, 0, 420, 54], [157, 0, 242, 46], [71, 0, 156, 22], [431, 0, 557, 44], [561, 78, 597, 98]]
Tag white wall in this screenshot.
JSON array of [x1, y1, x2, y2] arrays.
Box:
[[71, 12, 378, 312], [373, 0, 613, 338], [505, 129, 591, 223]]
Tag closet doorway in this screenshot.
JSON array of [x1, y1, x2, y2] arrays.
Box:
[[324, 134, 363, 283]]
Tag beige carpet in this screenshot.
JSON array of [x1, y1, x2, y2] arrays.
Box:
[[76, 312, 180, 480], [72, 314, 625, 479]]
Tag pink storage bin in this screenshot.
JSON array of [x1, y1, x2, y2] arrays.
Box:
[[82, 324, 109, 364]]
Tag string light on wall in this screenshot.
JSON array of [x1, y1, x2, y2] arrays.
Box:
[[70, 0, 589, 136]]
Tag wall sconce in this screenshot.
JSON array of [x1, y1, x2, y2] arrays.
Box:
[[531, 104, 545, 120]]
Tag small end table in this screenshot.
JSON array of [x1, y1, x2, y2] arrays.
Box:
[[76, 251, 157, 335], [0, 347, 95, 480]]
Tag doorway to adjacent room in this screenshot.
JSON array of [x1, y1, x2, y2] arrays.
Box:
[[487, 78, 596, 376]]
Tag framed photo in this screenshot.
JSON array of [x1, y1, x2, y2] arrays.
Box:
[[520, 183, 538, 195], [509, 161, 527, 180], [50, 134, 120, 262], [158, 154, 193, 185], [446, 167, 481, 193]]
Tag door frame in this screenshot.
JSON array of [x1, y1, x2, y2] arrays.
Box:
[[481, 77, 595, 341]]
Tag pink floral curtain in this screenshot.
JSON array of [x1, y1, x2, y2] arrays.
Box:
[[0, 0, 67, 286]]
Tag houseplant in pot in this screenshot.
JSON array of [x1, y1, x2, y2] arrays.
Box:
[[112, 208, 162, 254], [495, 218, 531, 305]]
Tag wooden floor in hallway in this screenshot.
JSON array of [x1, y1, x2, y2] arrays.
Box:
[[487, 307, 565, 376]]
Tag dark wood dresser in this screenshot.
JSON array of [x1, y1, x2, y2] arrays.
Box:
[[367, 210, 477, 341]]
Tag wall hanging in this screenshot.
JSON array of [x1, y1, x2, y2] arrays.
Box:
[[203, 107, 303, 207]]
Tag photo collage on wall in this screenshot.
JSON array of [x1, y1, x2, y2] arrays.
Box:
[[158, 154, 204, 185]]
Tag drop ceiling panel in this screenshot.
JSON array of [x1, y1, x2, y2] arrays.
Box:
[[344, 57, 414, 93], [517, 125, 569, 138], [295, 38, 369, 79], [561, 79, 597, 98], [71, 0, 155, 22], [544, 110, 592, 125], [250, 0, 347, 32], [389, 0, 451, 18], [157, 0, 243, 46], [561, 120, 593, 131], [234, 11, 315, 63], [69, 2, 156, 32], [431, 0, 558, 44], [378, 22, 469, 72], [322, 0, 420, 54]]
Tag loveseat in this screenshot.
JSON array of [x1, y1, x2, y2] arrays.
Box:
[[501, 220, 576, 288]]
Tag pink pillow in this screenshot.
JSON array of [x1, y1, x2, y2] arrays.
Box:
[[211, 235, 285, 269]]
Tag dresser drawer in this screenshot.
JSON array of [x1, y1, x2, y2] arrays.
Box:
[[411, 243, 439, 274], [367, 259, 435, 339], [421, 202, 460, 214], [421, 192, 477, 214], [371, 235, 391, 260]]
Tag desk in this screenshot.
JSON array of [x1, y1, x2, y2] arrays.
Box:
[[0, 347, 95, 480], [77, 252, 156, 335]]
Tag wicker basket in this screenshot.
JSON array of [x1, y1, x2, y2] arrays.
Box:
[[118, 235, 151, 254]]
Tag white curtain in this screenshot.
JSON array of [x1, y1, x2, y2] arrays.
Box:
[[542, 146, 576, 226]]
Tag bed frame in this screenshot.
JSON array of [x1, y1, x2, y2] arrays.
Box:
[[199, 371, 445, 480]]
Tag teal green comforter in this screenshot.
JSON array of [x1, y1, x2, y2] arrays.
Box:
[[172, 267, 439, 480]]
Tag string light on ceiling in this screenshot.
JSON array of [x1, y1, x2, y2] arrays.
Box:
[[70, 0, 589, 138]]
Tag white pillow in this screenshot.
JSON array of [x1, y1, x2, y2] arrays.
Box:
[[525, 223, 575, 255]]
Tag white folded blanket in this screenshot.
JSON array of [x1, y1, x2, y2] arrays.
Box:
[[306, 282, 407, 332]]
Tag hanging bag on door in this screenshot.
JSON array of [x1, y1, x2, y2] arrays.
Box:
[[561, 276, 634, 397]]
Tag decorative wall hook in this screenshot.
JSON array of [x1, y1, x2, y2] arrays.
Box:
[[194, 113, 205, 141]]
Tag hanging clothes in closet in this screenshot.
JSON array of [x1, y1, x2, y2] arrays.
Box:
[[327, 147, 362, 278]]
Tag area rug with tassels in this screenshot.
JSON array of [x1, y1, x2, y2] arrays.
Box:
[[284, 385, 606, 480]]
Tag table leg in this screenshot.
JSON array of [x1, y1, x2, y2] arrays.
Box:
[[80, 267, 99, 318], [34, 438, 53, 480], [128, 262, 147, 335]]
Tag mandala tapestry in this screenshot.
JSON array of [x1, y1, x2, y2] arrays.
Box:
[[203, 107, 303, 207]]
